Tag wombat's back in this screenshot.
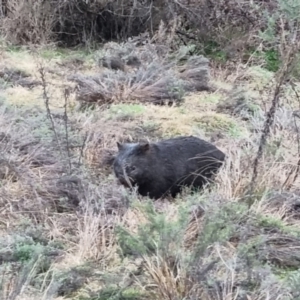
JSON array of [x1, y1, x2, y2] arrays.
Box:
[[155, 136, 225, 162], [153, 136, 225, 193]]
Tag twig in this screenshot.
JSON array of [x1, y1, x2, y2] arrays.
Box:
[[38, 64, 62, 157], [248, 78, 284, 197], [247, 28, 300, 205], [283, 82, 300, 189], [63, 87, 72, 174]]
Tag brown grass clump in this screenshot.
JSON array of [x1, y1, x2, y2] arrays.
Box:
[[0, 103, 124, 219], [178, 55, 211, 92], [0, 109, 78, 215], [0, 66, 41, 88], [0, 96, 132, 298], [68, 43, 211, 107]]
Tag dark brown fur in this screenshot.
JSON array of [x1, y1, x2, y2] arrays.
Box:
[[113, 136, 225, 199]]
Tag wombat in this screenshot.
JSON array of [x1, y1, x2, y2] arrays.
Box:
[[113, 136, 225, 199]]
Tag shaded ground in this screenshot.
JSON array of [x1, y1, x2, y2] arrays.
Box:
[[1, 42, 300, 300]]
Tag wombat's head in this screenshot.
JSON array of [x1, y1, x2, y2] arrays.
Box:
[[113, 141, 151, 188]]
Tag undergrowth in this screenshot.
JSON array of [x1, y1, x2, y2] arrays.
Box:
[[1, 1, 300, 300]]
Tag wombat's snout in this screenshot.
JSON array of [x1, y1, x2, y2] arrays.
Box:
[[115, 165, 135, 188], [117, 176, 132, 188]]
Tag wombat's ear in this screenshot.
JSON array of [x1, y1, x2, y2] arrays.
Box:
[[138, 142, 150, 153]]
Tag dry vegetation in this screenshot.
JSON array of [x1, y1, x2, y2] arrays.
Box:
[[1, 1, 300, 300], [0, 0, 282, 53], [68, 42, 210, 107]]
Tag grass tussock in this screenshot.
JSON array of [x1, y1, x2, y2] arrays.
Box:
[[68, 42, 210, 107]]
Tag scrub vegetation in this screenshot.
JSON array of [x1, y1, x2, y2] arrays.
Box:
[[1, 0, 300, 299]]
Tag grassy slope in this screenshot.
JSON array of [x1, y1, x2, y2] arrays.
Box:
[[1, 44, 300, 300]]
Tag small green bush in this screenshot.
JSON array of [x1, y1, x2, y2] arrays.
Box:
[[82, 286, 145, 300]]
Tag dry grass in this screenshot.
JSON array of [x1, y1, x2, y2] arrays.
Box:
[[1, 0, 56, 45], [0, 49, 79, 110], [68, 42, 211, 107], [1, 42, 300, 300]]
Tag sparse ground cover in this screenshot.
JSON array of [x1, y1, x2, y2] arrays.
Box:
[[1, 38, 300, 300]]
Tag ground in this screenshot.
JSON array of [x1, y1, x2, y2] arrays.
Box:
[[1, 42, 300, 300]]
